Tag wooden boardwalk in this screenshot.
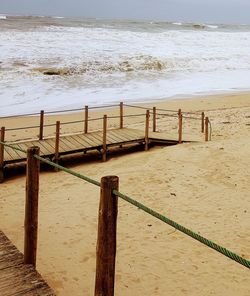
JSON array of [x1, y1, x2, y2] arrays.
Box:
[[0, 231, 55, 296], [3, 128, 200, 165]]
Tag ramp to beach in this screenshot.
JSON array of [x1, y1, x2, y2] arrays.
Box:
[[0, 230, 55, 296], [0, 103, 209, 181], [3, 128, 200, 165]]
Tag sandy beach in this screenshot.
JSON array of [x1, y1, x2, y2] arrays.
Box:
[[0, 92, 250, 295]]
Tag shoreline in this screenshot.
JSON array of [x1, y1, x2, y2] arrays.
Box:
[[1, 90, 250, 119]]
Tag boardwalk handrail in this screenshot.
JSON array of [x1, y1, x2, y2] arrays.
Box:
[[0, 140, 249, 271], [1, 103, 207, 142]]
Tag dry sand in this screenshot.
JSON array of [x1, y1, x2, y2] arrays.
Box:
[[0, 92, 250, 295]]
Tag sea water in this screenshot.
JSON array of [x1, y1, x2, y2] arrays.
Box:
[[0, 16, 250, 115]]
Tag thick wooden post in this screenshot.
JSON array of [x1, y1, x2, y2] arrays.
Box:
[[102, 115, 107, 162], [55, 121, 60, 168], [178, 109, 183, 144], [201, 112, 205, 133], [0, 127, 5, 183], [153, 107, 156, 132], [120, 102, 123, 129], [39, 110, 44, 140], [24, 146, 40, 267], [145, 110, 150, 151], [205, 117, 209, 142], [84, 105, 88, 134], [95, 175, 119, 296]]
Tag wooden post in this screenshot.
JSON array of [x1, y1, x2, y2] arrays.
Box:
[[145, 110, 150, 151], [153, 107, 156, 132], [55, 121, 60, 168], [205, 117, 209, 142], [84, 105, 88, 134], [201, 112, 205, 133], [178, 109, 183, 144], [0, 127, 5, 183], [39, 110, 44, 140], [120, 102, 123, 129], [95, 175, 119, 296], [24, 146, 40, 267], [102, 115, 107, 162]]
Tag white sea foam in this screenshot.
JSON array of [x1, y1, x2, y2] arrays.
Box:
[[0, 15, 7, 20], [205, 24, 219, 29], [0, 20, 250, 115], [172, 22, 183, 26]]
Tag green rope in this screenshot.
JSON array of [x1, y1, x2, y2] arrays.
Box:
[[1, 140, 250, 270], [113, 189, 250, 270]]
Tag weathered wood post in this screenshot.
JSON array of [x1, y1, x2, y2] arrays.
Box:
[[95, 175, 119, 296], [55, 121, 60, 169], [120, 102, 123, 129], [201, 112, 205, 133], [39, 110, 44, 140], [102, 115, 107, 162], [205, 117, 209, 142], [153, 107, 156, 132], [84, 105, 88, 134], [145, 110, 150, 151], [178, 109, 183, 144], [24, 146, 40, 267], [0, 127, 5, 183]]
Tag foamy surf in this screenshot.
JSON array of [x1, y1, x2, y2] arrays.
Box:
[[0, 16, 250, 115]]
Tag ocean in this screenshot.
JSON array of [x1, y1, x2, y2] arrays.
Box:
[[1, 15, 250, 115]]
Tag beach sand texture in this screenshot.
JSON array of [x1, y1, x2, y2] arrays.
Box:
[[0, 93, 250, 295]]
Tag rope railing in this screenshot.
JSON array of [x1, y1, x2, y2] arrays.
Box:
[[108, 113, 146, 119], [0, 140, 249, 270], [125, 104, 201, 116]]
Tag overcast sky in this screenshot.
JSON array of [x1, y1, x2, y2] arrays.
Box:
[[1, 0, 250, 24]]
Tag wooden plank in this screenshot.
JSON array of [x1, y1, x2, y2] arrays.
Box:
[[69, 135, 91, 149], [73, 134, 95, 148], [59, 137, 76, 151], [107, 130, 129, 143], [90, 132, 112, 145], [73, 134, 96, 148], [2, 148, 12, 162], [65, 136, 87, 150], [35, 141, 55, 155], [81, 133, 102, 146], [109, 130, 137, 142], [106, 132, 124, 144], [5, 145, 24, 160], [42, 138, 61, 153], [78, 133, 102, 147], [0, 230, 55, 296], [85, 132, 105, 145], [117, 128, 144, 140], [45, 138, 66, 153]]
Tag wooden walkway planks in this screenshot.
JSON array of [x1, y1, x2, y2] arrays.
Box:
[[0, 230, 55, 296], [3, 128, 201, 164]]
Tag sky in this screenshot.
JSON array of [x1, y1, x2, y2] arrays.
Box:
[[0, 0, 250, 24]]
